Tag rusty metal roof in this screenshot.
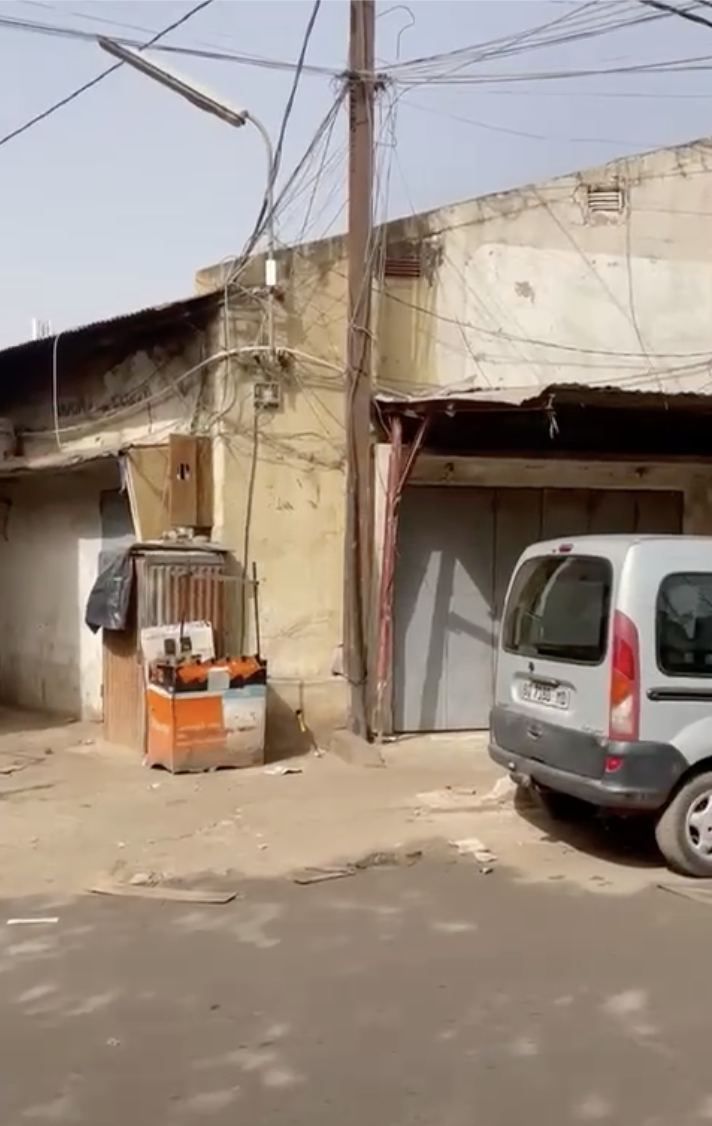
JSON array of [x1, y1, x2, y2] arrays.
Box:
[[374, 382, 712, 414], [0, 291, 221, 371]]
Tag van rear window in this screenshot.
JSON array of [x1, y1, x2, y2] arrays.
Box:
[[503, 555, 612, 665]]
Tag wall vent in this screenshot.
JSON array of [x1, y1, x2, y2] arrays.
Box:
[[585, 185, 625, 215], [384, 240, 422, 279]]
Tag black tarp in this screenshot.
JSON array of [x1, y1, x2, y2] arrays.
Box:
[[85, 551, 134, 634]]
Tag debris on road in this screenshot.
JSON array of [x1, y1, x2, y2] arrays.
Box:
[[90, 879, 238, 904], [128, 872, 162, 887], [416, 788, 480, 814], [451, 837, 498, 866], [264, 764, 303, 776], [6, 917, 59, 926], [479, 776, 516, 806], [658, 882, 712, 907], [354, 849, 423, 870], [294, 865, 356, 885], [0, 761, 32, 776], [295, 846, 424, 885], [415, 777, 515, 817]]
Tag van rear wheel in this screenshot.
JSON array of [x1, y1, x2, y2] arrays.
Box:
[[656, 771, 712, 878]]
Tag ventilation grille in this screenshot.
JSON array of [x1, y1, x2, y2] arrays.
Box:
[[384, 240, 422, 279], [586, 185, 625, 215]]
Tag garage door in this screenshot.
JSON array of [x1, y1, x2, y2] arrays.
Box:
[[392, 487, 683, 733]]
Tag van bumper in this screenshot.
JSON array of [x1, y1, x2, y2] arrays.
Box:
[[489, 709, 688, 811]]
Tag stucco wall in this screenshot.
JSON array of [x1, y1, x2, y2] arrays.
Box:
[[0, 467, 119, 720], [194, 138, 712, 742], [10, 330, 210, 463], [197, 244, 350, 746], [0, 324, 216, 722], [378, 139, 712, 398]]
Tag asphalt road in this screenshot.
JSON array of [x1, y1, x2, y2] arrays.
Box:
[[0, 860, 711, 1125]]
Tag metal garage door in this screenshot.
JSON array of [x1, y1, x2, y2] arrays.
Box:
[[392, 487, 683, 733]]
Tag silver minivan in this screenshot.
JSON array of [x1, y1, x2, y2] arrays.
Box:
[[490, 534, 712, 877]]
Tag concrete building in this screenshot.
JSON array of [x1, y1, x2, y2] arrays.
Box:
[[198, 132, 712, 742], [0, 294, 220, 721], [3, 132, 712, 752]]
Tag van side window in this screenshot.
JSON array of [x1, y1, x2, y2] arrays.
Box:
[[503, 555, 612, 665], [657, 572, 712, 676]]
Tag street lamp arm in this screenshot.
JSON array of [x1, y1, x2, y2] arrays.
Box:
[[97, 35, 278, 348]]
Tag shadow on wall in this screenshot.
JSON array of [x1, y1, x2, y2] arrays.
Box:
[[265, 687, 314, 763], [0, 465, 129, 722], [221, 556, 315, 764]]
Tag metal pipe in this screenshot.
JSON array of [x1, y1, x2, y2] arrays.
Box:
[[373, 414, 429, 741], [244, 110, 277, 353], [373, 416, 403, 742]]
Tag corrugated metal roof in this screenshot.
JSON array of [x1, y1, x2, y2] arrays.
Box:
[[374, 381, 712, 413], [0, 291, 221, 370]]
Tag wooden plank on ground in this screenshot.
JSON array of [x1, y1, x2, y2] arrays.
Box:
[[89, 880, 237, 904]]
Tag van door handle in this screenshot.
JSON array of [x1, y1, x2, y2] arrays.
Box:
[[529, 675, 560, 688], [648, 687, 712, 702]]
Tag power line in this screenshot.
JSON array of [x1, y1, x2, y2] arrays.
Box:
[[0, 0, 217, 150], [229, 0, 324, 278], [401, 96, 662, 147], [0, 11, 339, 78], [639, 0, 712, 30], [391, 0, 675, 81]]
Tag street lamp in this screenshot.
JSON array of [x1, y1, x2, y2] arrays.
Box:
[[98, 37, 277, 346]]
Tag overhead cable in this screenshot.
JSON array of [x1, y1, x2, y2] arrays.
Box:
[[0, 0, 217, 150], [227, 0, 325, 282], [638, 0, 712, 30], [0, 12, 340, 78]]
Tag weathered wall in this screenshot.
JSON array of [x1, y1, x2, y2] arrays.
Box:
[[407, 453, 712, 532], [0, 318, 218, 723], [193, 138, 712, 744], [0, 464, 120, 720], [5, 328, 211, 463], [377, 139, 712, 399], [196, 241, 349, 747]]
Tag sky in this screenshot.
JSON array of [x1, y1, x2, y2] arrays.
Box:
[[0, 0, 710, 346]]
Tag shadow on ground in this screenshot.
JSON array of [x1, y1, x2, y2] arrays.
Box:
[[513, 786, 663, 871], [1, 858, 712, 1123]]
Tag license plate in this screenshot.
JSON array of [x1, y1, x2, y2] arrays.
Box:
[[520, 680, 570, 709]]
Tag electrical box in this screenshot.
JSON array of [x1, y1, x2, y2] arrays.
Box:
[[254, 380, 282, 409]]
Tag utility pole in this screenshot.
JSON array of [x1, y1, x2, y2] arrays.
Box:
[[344, 0, 376, 737]]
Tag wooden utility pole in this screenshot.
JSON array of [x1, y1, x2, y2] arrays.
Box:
[[344, 0, 376, 736]]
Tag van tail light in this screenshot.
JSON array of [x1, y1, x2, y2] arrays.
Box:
[[608, 610, 640, 742]]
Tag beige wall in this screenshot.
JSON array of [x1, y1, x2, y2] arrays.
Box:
[[0, 325, 216, 721], [0, 464, 120, 720], [197, 242, 350, 746], [377, 139, 712, 399], [194, 138, 712, 741]]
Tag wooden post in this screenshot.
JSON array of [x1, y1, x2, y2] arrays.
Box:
[[343, 0, 376, 736]]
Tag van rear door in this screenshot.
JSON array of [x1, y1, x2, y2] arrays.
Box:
[[494, 550, 613, 745]]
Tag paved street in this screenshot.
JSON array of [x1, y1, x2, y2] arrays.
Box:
[[2, 859, 712, 1125]]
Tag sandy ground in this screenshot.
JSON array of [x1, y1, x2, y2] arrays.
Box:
[[2, 862, 712, 1124], [2, 712, 712, 1123], [0, 709, 679, 900]]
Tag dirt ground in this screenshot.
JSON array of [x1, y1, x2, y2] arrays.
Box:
[[0, 709, 677, 899]]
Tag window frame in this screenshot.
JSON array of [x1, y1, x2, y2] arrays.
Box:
[[656, 570, 712, 679], [502, 553, 613, 668]]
